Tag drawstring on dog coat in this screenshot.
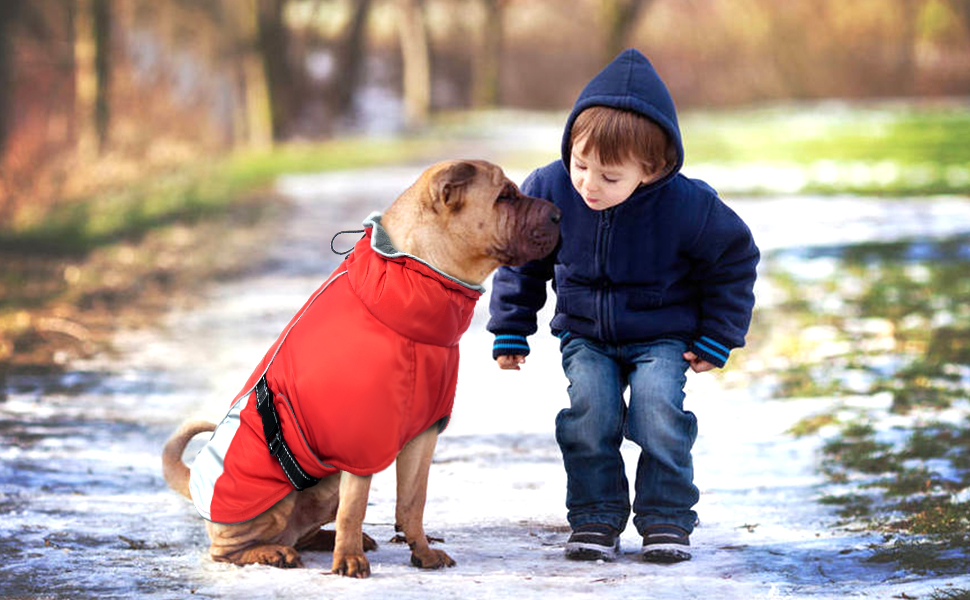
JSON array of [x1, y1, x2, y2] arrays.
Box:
[[331, 229, 366, 255]]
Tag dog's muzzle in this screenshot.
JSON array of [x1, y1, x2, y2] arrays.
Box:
[[522, 201, 561, 261]]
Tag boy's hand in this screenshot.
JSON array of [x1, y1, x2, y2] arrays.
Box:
[[683, 351, 715, 373], [496, 355, 526, 370]]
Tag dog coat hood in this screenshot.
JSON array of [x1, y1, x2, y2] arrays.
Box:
[[189, 213, 483, 523]]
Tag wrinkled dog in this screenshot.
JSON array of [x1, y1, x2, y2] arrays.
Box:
[[163, 160, 560, 577]]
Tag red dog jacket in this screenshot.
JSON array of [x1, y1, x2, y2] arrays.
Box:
[[189, 213, 483, 523]]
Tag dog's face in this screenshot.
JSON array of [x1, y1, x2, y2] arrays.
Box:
[[424, 160, 561, 266]]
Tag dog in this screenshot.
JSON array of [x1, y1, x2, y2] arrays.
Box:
[[162, 160, 560, 578]]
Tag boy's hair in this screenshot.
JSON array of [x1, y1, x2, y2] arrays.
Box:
[[570, 106, 677, 178]]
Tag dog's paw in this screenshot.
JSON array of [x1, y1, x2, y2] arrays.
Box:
[[240, 544, 304, 569], [410, 547, 456, 570], [332, 552, 371, 578]]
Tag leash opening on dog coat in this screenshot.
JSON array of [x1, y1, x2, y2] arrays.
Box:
[[255, 375, 321, 490]]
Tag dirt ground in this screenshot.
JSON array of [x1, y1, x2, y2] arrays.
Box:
[[0, 197, 281, 377]]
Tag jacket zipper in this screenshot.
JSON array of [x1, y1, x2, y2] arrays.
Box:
[[597, 208, 614, 341]]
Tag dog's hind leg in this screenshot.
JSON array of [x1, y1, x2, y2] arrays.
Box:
[[295, 529, 379, 552], [205, 492, 305, 568], [228, 544, 304, 568], [289, 474, 377, 552]]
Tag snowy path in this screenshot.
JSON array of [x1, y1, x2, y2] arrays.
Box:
[[3, 165, 970, 599]]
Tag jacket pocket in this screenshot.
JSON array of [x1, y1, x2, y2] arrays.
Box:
[[624, 289, 663, 310], [555, 286, 596, 324]]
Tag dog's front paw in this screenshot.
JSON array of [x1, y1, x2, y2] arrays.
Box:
[[332, 551, 371, 578], [410, 547, 456, 570]]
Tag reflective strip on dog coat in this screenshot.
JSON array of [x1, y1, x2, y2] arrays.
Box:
[[189, 213, 484, 524]]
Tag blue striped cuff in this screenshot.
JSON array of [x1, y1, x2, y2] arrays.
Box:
[[690, 335, 731, 368], [493, 334, 530, 359]]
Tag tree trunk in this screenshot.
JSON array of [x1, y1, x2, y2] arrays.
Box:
[[601, 0, 653, 61], [74, 0, 111, 156], [0, 3, 16, 159], [397, 0, 431, 129], [255, 0, 295, 140], [92, 0, 111, 151], [333, 0, 372, 117], [75, 0, 98, 157], [949, 0, 970, 33], [471, 0, 503, 108], [228, 0, 274, 148], [893, 0, 920, 96]]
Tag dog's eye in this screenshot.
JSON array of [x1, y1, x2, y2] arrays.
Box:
[[496, 184, 517, 203]]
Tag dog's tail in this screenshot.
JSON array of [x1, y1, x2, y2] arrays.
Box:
[[162, 420, 216, 500]]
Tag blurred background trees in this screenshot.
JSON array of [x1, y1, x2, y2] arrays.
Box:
[[2, 0, 970, 222]]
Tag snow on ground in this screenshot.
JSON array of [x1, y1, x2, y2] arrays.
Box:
[[2, 166, 970, 599]]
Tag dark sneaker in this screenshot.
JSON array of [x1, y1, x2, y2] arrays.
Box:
[[640, 524, 691, 563], [564, 524, 620, 561]]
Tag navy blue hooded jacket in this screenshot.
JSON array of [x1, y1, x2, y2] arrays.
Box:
[[487, 49, 759, 368]]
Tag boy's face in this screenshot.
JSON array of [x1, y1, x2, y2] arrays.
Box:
[[569, 136, 657, 211]]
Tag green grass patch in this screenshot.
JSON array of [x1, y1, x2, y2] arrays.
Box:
[[470, 104, 970, 195], [0, 137, 436, 254], [683, 104, 970, 167], [788, 412, 840, 437], [760, 234, 970, 412], [818, 493, 873, 519], [823, 434, 900, 475], [680, 104, 970, 195], [930, 589, 970, 600], [819, 420, 970, 574], [867, 537, 970, 575]]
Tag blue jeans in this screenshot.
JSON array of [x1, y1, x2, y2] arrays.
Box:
[[556, 336, 699, 535]]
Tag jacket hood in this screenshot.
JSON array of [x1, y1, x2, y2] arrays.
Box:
[[561, 48, 684, 194], [345, 212, 482, 347]]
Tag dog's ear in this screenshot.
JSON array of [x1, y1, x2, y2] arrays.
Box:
[[431, 161, 477, 213]]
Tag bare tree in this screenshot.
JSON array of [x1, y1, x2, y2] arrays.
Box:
[[332, 0, 372, 117], [222, 0, 273, 148], [256, 0, 299, 140], [397, 0, 431, 128], [601, 0, 654, 61], [471, 0, 505, 108], [949, 0, 970, 31], [74, 0, 112, 156], [0, 2, 16, 159], [895, 0, 921, 95], [93, 0, 111, 150]]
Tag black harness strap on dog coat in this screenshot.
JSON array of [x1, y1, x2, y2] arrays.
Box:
[[255, 375, 321, 491]]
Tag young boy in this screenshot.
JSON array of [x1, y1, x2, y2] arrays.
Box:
[[488, 49, 759, 563]]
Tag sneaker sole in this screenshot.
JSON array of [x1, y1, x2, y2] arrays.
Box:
[[641, 543, 691, 563], [565, 540, 620, 562]]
